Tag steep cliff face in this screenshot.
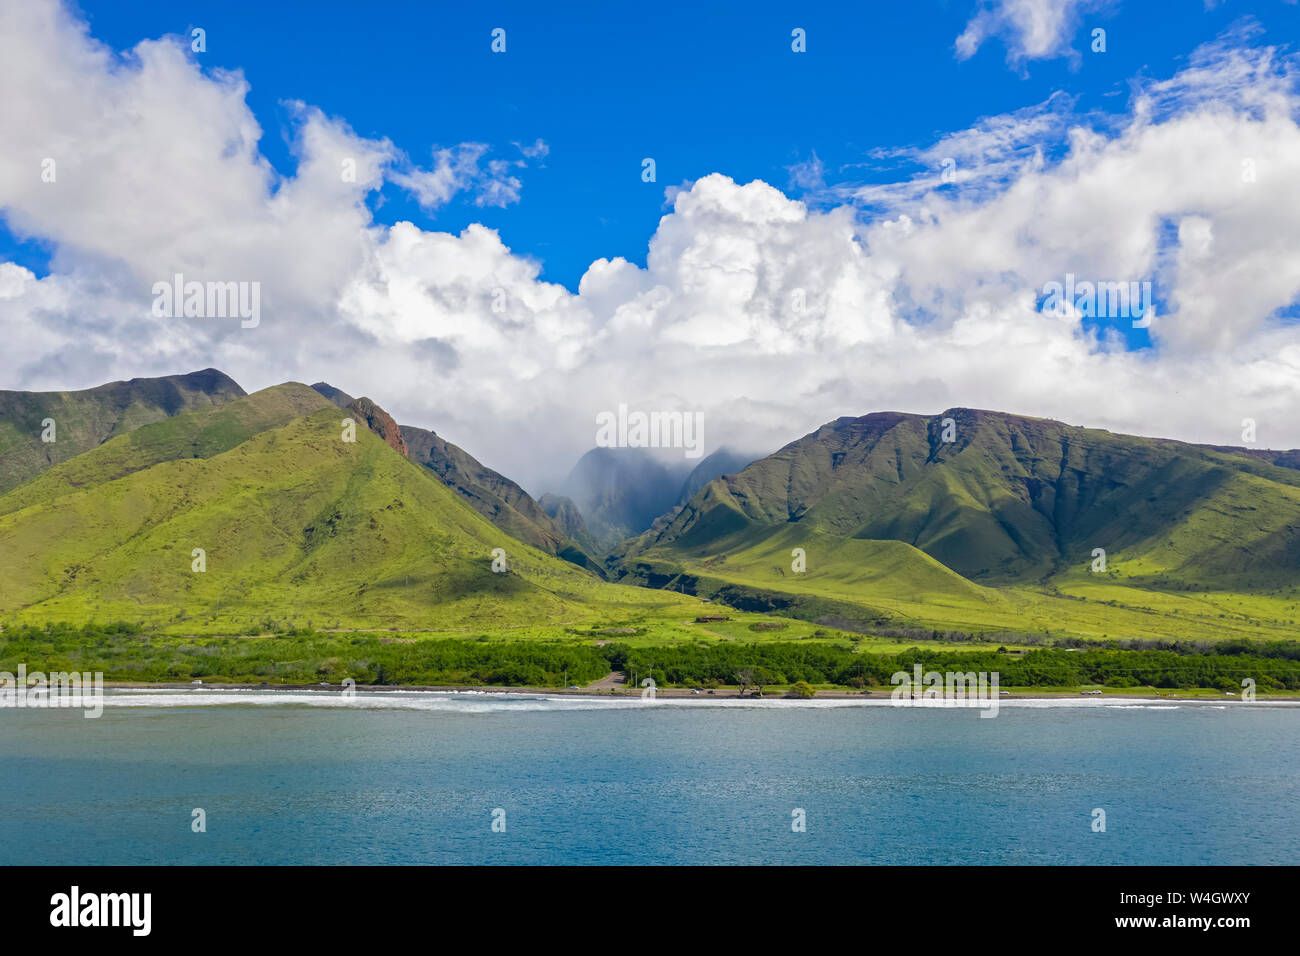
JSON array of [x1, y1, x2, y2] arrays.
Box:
[[555, 447, 693, 552], [539, 493, 590, 540], [345, 397, 409, 458]]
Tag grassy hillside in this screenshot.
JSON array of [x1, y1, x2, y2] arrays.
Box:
[[0, 368, 245, 495], [309, 381, 597, 567], [632, 408, 1300, 587], [402, 423, 580, 558], [623, 521, 1300, 641], [617, 408, 1300, 641], [0, 382, 331, 516], [0, 396, 706, 632], [6, 377, 1299, 646]]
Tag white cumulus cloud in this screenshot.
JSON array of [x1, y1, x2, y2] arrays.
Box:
[[956, 0, 1113, 68]]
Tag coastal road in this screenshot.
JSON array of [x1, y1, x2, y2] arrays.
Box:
[[586, 671, 627, 691]]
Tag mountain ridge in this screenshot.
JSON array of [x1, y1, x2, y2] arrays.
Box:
[[630, 407, 1300, 584], [6, 370, 1300, 641], [308, 381, 592, 564], [0, 368, 245, 495], [0, 387, 703, 630], [611, 406, 1300, 639]]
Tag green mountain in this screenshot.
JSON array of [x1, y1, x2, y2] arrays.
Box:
[[616, 409, 1300, 640], [0, 382, 333, 518], [0, 382, 704, 631], [6, 374, 1299, 643], [0, 368, 244, 495], [401, 423, 578, 558], [307, 382, 597, 568], [676, 446, 756, 505], [308, 382, 356, 409]]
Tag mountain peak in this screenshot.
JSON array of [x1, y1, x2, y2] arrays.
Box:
[[310, 382, 356, 409]]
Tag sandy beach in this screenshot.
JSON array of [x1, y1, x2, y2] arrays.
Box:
[[96, 680, 1300, 702]]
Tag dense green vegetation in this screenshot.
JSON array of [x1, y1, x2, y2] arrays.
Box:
[[612, 640, 1300, 691], [3, 622, 1296, 692], [0, 622, 611, 686]]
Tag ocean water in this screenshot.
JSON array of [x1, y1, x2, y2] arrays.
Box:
[[1, 690, 1297, 865]]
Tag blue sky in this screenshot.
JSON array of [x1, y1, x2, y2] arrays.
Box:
[[16, 0, 1286, 296]]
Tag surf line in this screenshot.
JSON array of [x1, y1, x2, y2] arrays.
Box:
[[0, 664, 104, 718], [890, 664, 1000, 718]]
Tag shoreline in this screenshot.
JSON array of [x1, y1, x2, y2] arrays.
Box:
[[99, 680, 1300, 703]]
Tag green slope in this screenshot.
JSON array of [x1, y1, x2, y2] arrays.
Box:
[[631, 408, 1300, 585], [624, 523, 1300, 642], [309, 381, 598, 568], [0, 368, 245, 495], [8, 378, 1299, 644], [401, 423, 586, 559], [0, 397, 706, 631], [0, 382, 332, 517], [618, 408, 1300, 640]]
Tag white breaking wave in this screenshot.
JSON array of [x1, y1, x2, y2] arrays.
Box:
[[1100, 704, 1182, 710], [103, 689, 879, 713], [85, 689, 1300, 714]]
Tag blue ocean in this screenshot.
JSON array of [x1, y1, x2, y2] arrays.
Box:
[[1, 691, 1297, 865]]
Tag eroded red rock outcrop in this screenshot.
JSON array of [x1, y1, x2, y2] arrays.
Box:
[[346, 397, 409, 458]]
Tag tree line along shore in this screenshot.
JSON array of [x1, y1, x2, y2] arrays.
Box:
[[3, 621, 1299, 695]]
